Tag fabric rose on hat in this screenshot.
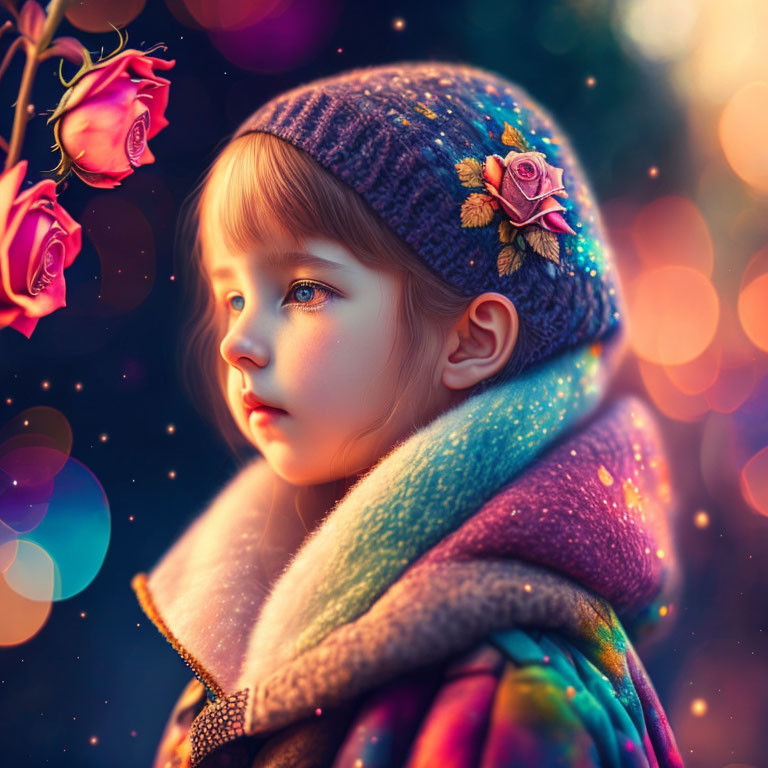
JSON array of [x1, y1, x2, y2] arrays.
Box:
[[482, 150, 575, 235], [0, 161, 82, 338], [456, 122, 578, 276], [48, 47, 175, 189]]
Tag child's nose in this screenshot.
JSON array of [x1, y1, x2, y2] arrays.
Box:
[[219, 321, 270, 370]]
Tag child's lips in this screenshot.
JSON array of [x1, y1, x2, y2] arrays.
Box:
[[247, 404, 288, 426]]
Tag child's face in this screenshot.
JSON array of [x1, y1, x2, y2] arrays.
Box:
[[206, 236, 433, 485]]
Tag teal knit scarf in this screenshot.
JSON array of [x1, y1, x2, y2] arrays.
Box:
[[238, 339, 619, 688]]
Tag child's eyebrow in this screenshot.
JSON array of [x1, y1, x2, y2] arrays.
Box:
[[210, 251, 351, 279]]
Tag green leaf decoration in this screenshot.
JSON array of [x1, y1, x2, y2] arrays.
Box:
[[498, 220, 517, 243], [497, 246, 525, 276], [455, 157, 484, 188], [515, 233, 526, 250], [523, 227, 560, 263], [460, 193, 496, 228], [501, 121, 530, 152]]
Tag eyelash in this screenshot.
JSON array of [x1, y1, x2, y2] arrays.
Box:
[[224, 280, 338, 315]]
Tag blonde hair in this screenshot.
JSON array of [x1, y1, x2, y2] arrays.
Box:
[[175, 131, 473, 468]]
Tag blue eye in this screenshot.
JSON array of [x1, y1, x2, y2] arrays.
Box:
[[286, 280, 337, 311], [228, 295, 245, 312]]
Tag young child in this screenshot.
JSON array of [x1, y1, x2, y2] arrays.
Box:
[[132, 62, 684, 768]]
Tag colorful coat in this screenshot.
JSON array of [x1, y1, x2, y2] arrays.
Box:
[[132, 343, 684, 767]]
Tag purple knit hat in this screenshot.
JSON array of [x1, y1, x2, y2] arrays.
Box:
[[234, 61, 622, 375]]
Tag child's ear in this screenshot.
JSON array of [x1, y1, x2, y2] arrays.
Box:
[[439, 292, 519, 391]]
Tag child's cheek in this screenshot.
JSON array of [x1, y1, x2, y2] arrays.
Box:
[[283, 304, 400, 422]]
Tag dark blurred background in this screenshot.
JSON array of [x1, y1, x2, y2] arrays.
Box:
[[1, 1, 767, 766]]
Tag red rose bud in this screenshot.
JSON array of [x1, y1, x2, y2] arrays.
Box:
[[49, 48, 175, 189]]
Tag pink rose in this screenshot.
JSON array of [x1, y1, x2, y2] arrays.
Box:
[[0, 161, 82, 338], [483, 150, 576, 235], [50, 48, 175, 189]]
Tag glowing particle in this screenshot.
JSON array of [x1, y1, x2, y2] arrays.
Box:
[[41, 380, 50, 390], [89, 736, 98, 746], [80, 612, 86, 618], [623, 479, 642, 509], [523, 583, 532, 593], [315, 707, 322, 716], [166, 424, 176, 434], [598, 465, 614, 486], [694, 510, 710, 529], [415, 101, 437, 119], [565, 685, 576, 699], [99, 433, 108, 443], [585, 76, 596, 87], [128, 515, 134, 522], [648, 166, 659, 178], [169, 275, 175, 281], [690, 698, 707, 717], [336, 47, 343, 54], [168, 470, 176, 479], [656, 548, 665, 559], [75, 382, 83, 391], [392, 17, 406, 31], [658, 605, 668, 617], [5, 398, 11, 404]]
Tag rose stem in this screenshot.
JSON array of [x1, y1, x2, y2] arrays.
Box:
[[4, 0, 76, 171]]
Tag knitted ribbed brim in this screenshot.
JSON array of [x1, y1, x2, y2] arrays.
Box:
[[234, 61, 622, 374]]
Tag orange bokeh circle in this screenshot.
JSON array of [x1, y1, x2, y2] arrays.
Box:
[[632, 196, 714, 276], [628, 266, 720, 365], [741, 446, 768, 517], [719, 81, 768, 194], [738, 273, 768, 353]]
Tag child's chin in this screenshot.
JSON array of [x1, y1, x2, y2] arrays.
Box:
[[265, 453, 339, 487]]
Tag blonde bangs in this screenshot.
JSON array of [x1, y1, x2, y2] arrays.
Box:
[[198, 133, 310, 263]]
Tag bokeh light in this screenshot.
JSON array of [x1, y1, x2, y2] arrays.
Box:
[[0, 521, 17, 572], [206, 0, 342, 73], [690, 697, 708, 716], [80, 196, 156, 315], [618, 0, 699, 62], [628, 266, 720, 365], [664, 342, 721, 396], [0, 406, 73, 460], [738, 273, 768, 353], [20, 458, 110, 601], [631, 196, 714, 275], [693, 510, 710, 528], [0, 456, 55, 534], [719, 81, 768, 193], [0, 409, 110, 645], [172, 0, 282, 31], [638, 359, 710, 422], [0, 558, 52, 647], [706, 359, 757, 414], [3, 540, 57, 603], [684, 0, 768, 104], [65, 0, 147, 32], [741, 446, 768, 517]]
